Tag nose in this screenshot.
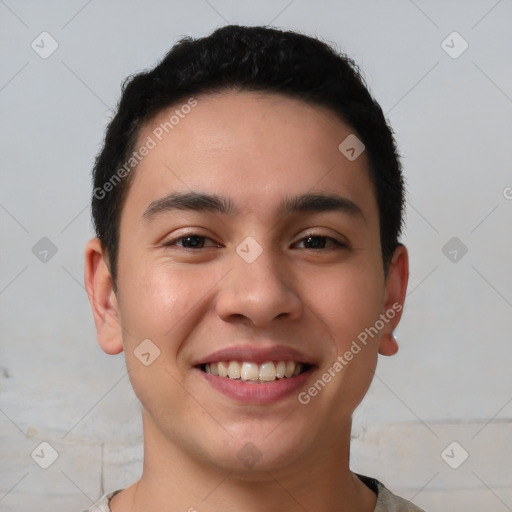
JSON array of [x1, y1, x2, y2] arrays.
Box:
[[215, 245, 303, 328]]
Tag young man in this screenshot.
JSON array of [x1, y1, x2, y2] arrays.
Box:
[[84, 25, 423, 511]]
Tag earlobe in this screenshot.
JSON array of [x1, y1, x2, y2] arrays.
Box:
[[378, 244, 409, 357], [84, 238, 124, 355], [378, 332, 399, 356]]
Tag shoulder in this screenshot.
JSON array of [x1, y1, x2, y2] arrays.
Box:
[[374, 480, 426, 511], [82, 481, 426, 512], [357, 474, 425, 512], [80, 489, 123, 512]]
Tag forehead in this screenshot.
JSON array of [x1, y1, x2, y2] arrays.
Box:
[[122, 91, 378, 228]]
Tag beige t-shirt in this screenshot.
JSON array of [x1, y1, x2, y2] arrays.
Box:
[[81, 477, 425, 511]]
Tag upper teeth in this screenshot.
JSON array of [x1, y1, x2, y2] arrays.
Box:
[[204, 361, 303, 382]]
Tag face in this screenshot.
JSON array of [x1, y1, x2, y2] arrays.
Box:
[[88, 91, 407, 476]]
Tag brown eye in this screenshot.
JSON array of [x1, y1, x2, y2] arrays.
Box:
[[178, 235, 205, 248], [163, 234, 220, 249], [295, 235, 346, 250]]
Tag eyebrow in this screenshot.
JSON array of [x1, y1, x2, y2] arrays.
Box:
[[142, 191, 366, 224], [143, 192, 237, 220], [278, 192, 366, 224]]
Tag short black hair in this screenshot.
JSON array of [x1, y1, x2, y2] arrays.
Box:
[[91, 24, 405, 290]]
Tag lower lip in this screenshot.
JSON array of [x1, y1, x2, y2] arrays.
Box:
[[198, 368, 313, 404]]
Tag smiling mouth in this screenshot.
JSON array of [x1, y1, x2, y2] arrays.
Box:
[[200, 361, 311, 383]]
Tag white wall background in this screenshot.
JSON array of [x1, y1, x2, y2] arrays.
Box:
[[1, 1, 511, 511]]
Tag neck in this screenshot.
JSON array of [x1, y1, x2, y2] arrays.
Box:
[[110, 410, 377, 512]]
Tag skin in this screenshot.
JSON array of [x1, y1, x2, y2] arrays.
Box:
[[85, 91, 408, 512]]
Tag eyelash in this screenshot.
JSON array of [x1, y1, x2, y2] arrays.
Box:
[[162, 233, 347, 250]]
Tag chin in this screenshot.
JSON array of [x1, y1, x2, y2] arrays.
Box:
[[202, 428, 308, 477]]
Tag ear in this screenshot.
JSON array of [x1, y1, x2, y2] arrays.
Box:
[[378, 244, 409, 356], [84, 238, 124, 355]]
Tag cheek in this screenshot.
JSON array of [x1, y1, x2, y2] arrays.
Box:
[[116, 262, 198, 413], [119, 258, 194, 336], [323, 266, 383, 406], [303, 263, 384, 343], [307, 271, 381, 416], [117, 259, 224, 374]]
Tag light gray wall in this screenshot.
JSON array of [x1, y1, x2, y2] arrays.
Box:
[[1, 1, 511, 511]]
